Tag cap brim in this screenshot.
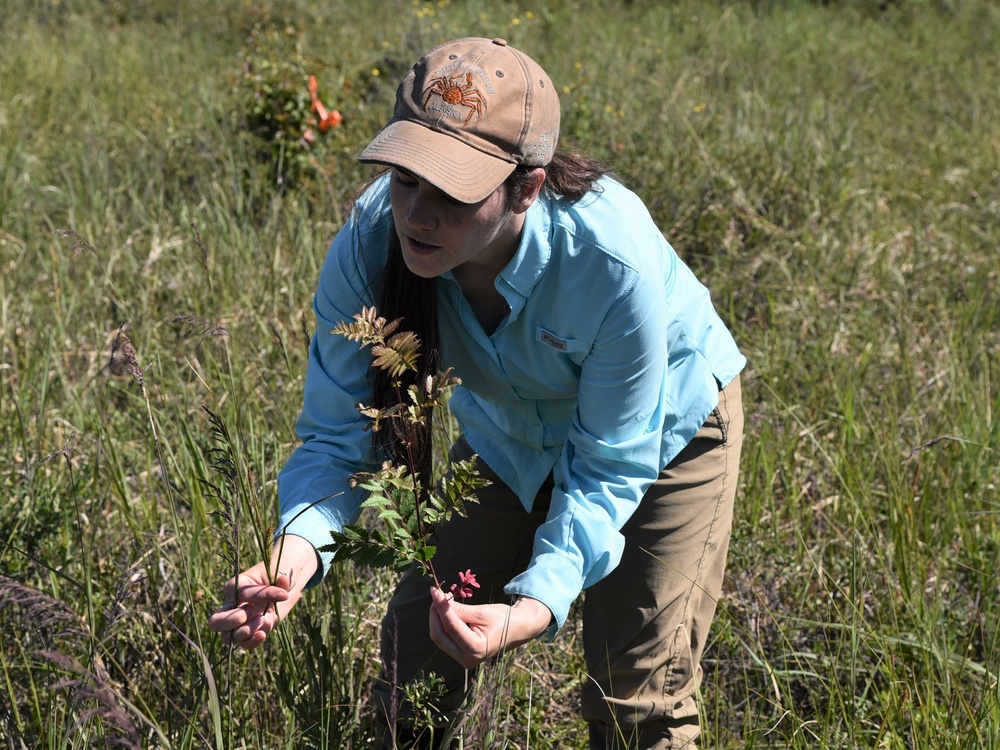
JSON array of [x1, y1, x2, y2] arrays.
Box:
[[359, 119, 516, 204]]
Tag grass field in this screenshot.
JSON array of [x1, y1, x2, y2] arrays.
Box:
[[1, 0, 999, 747]]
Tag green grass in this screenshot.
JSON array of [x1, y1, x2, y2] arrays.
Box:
[[2, 0, 998, 747]]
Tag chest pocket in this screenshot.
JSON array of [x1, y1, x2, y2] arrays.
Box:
[[536, 327, 592, 364]]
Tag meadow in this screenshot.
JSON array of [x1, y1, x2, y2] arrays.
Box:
[[1, 0, 998, 747]]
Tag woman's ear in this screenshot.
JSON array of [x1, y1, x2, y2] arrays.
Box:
[[510, 168, 547, 214]]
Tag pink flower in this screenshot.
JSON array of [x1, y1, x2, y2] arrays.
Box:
[[459, 569, 479, 588], [449, 569, 480, 600]]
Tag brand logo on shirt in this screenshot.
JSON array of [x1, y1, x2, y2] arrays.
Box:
[[538, 329, 568, 351]]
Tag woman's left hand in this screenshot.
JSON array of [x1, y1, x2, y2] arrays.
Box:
[[428, 587, 552, 669]]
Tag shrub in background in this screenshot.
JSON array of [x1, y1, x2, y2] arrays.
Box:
[[234, 17, 342, 189]]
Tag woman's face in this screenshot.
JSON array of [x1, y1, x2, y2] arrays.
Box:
[[388, 168, 525, 280]]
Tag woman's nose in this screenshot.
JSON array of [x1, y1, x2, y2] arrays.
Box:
[[406, 188, 438, 231]]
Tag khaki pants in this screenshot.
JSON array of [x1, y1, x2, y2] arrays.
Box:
[[373, 377, 744, 750]]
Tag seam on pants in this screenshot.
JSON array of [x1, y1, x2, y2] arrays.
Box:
[[715, 403, 728, 444], [671, 383, 734, 704], [681, 384, 733, 613]]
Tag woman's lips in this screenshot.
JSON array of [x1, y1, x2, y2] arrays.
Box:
[[405, 235, 441, 256]]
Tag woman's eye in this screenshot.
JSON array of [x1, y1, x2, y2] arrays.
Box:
[[394, 170, 417, 186], [392, 169, 463, 206]]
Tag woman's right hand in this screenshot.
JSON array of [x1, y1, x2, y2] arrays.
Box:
[[208, 535, 319, 649]]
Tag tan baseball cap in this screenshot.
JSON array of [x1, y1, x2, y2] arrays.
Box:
[[359, 37, 561, 204]]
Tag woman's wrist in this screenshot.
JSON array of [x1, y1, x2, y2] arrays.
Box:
[[510, 595, 554, 641], [269, 534, 319, 591]]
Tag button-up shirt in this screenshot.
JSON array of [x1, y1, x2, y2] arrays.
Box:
[[278, 173, 746, 632]]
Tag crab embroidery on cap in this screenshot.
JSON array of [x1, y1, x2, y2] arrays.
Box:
[[423, 72, 488, 125]]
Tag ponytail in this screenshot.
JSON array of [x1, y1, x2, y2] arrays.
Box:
[[507, 150, 611, 205]]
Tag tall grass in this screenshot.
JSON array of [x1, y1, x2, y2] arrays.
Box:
[[2, 0, 998, 747]]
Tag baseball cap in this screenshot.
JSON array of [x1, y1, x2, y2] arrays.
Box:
[[359, 37, 561, 204]]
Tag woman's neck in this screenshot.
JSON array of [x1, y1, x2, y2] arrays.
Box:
[[453, 268, 510, 334], [451, 221, 522, 334]]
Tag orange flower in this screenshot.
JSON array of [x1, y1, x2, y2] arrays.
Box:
[[308, 74, 342, 131], [318, 109, 342, 131]]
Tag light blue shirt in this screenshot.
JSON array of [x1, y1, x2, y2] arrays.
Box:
[[278, 173, 746, 633]]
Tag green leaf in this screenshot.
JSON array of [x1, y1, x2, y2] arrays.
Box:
[[413, 544, 436, 563], [360, 493, 392, 509], [324, 526, 406, 570]]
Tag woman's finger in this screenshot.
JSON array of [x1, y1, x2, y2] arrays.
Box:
[[235, 628, 269, 650], [212, 563, 301, 650], [225, 606, 269, 645], [236, 581, 291, 605], [208, 602, 249, 633], [428, 587, 488, 668], [428, 598, 458, 651], [210, 597, 277, 633], [430, 587, 476, 640]]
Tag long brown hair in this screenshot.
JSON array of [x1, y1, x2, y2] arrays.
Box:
[[371, 151, 609, 488], [373, 230, 439, 492]]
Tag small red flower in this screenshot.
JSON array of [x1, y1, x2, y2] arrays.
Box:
[[449, 569, 480, 600]]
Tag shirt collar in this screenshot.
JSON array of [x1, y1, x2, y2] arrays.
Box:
[[497, 192, 552, 299]]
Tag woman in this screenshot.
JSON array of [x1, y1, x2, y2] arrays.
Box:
[[210, 36, 746, 749]]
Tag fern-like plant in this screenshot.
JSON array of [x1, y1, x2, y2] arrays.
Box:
[[318, 307, 488, 592]]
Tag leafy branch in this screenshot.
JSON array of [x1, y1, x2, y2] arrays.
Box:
[[319, 307, 488, 592]]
